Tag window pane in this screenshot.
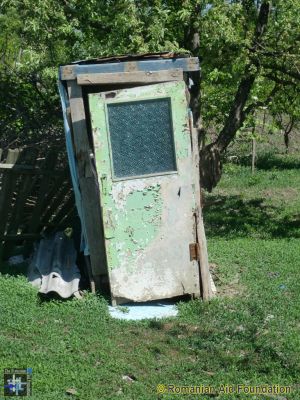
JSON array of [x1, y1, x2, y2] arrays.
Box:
[[107, 98, 176, 178]]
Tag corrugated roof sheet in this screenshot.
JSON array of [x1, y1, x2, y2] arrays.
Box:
[[28, 232, 80, 298], [67, 51, 191, 65]]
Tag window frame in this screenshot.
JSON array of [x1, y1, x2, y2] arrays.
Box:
[[104, 95, 178, 182]]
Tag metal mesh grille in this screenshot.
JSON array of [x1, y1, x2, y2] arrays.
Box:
[[107, 98, 176, 179]]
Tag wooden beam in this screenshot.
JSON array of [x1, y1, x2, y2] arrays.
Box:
[[3, 148, 39, 259], [60, 58, 199, 80], [0, 163, 66, 176], [0, 149, 21, 259], [190, 122, 212, 301], [77, 69, 183, 85], [1, 233, 41, 241], [23, 152, 58, 256], [67, 80, 108, 279], [41, 181, 71, 226], [84, 255, 96, 294], [60, 65, 75, 80]]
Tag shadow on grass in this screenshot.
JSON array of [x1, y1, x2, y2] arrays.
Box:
[[0, 261, 28, 276], [238, 152, 300, 171], [185, 323, 300, 379], [204, 195, 300, 239]]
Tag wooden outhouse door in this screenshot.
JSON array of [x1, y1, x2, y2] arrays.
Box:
[[88, 81, 200, 303]]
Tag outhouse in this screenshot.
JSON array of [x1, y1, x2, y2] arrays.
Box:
[[58, 52, 212, 305]]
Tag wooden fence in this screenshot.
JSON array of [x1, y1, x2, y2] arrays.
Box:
[[0, 147, 75, 260]]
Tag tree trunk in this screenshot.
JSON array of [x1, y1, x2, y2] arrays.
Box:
[[283, 118, 294, 154], [251, 138, 256, 174], [199, 1, 270, 192]]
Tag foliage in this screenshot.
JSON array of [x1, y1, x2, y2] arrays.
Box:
[[0, 1, 299, 166], [200, 0, 300, 132]]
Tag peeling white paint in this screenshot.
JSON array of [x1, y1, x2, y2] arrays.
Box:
[[112, 179, 149, 210]]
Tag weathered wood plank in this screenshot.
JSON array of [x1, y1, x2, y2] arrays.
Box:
[[0, 147, 74, 257], [41, 168, 70, 207], [77, 69, 183, 85], [0, 149, 21, 259], [124, 62, 139, 72], [67, 80, 107, 278], [190, 122, 212, 300], [55, 206, 77, 231], [41, 182, 72, 226], [0, 163, 66, 175], [23, 152, 58, 255], [60, 57, 200, 80], [3, 148, 39, 258], [60, 65, 76, 80], [1, 233, 40, 241], [46, 195, 74, 229], [84, 255, 96, 294]]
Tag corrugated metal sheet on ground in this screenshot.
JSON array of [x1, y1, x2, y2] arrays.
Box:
[[28, 232, 80, 298]]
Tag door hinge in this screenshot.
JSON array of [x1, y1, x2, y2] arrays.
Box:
[[189, 243, 199, 261]]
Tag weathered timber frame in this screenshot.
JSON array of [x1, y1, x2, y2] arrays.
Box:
[[0, 147, 74, 260], [59, 54, 212, 300]]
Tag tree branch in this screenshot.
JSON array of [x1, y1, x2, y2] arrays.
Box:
[[261, 63, 300, 81], [244, 83, 279, 115], [200, 1, 271, 191], [213, 1, 271, 152], [263, 73, 299, 87]]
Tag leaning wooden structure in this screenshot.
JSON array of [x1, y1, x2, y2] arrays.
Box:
[[58, 52, 212, 304], [0, 147, 74, 260]]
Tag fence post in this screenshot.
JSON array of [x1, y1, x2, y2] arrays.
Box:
[[0, 149, 21, 260], [251, 138, 256, 174]]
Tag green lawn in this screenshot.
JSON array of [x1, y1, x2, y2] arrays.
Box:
[[0, 153, 299, 399]]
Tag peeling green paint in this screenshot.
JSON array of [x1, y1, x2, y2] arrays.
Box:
[[107, 188, 163, 270], [89, 81, 195, 274]]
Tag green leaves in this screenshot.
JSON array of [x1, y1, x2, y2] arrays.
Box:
[[0, 0, 299, 151]]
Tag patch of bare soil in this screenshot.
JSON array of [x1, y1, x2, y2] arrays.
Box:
[[210, 263, 245, 298], [263, 188, 298, 201]]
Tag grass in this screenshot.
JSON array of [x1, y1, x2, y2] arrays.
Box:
[[205, 155, 300, 239], [0, 152, 299, 399]]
